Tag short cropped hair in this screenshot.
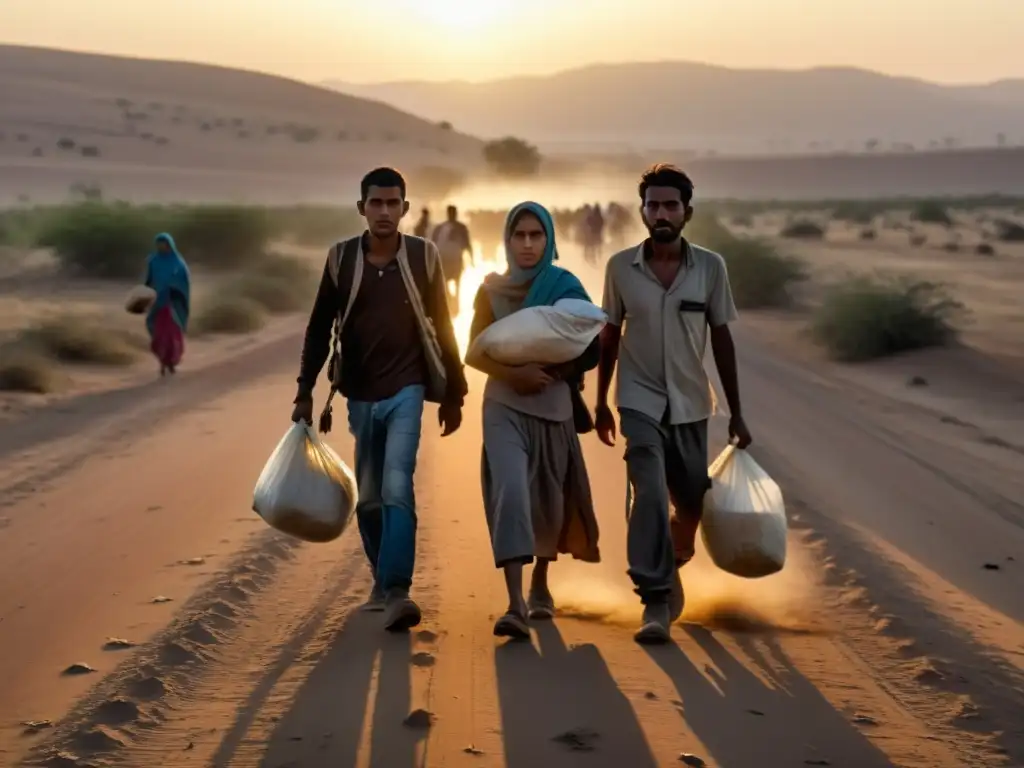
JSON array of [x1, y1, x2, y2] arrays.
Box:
[[638, 163, 694, 205], [360, 167, 407, 201]]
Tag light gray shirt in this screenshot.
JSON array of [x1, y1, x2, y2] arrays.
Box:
[[601, 240, 738, 424]]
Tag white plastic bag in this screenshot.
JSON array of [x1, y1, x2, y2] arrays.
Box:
[[124, 285, 156, 315], [700, 445, 787, 578], [252, 422, 357, 543], [467, 298, 607, 365]]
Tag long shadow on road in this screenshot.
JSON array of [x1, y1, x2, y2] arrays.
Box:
[[644, 624, 897, 768], [253, 610, 418, 768], [495, 621, 658, 767]]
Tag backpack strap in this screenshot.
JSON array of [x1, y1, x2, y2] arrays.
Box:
[[320, 236, 361, 433]]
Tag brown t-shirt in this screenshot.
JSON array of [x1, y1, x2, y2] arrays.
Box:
[[340, 256, 427, 402]]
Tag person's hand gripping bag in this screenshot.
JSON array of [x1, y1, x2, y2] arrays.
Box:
[[252, 422, 357, 543], [700, 445, 787, 578]]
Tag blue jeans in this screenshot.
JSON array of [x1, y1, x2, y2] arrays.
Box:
[[347, 385, 425, 593]]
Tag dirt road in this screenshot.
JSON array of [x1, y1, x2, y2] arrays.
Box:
[[1, 308, 1023, 767]]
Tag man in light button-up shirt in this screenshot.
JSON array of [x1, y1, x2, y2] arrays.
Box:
[[595, 163, 753, 645]]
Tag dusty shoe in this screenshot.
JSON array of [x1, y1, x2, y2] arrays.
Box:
[[383, 590, 422, 632], [668, 569, 685, 624], [527, 591, 556, 620], [634, 602, 672, 645], [493, 610, 530, 640], [361, 582, 385, 612]]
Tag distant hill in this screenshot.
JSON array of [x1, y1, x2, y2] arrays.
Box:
[[326, 62, 1024, 153], [0, 45, 482, 204]]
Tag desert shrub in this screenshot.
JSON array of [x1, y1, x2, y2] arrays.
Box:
[[290, 126, 319, 143], [232, 254, 315, 314], [911, 200, 953, 226], [687, 213, 806, 309], [172, 205, 271, 269], [831, 203, 877, 224], [730, 214, 754, 228], [20, 315, 139, 365], [80, 146, 101, 157], [192, 296, 266, 335], [57, 138, 75, 150], [995, 219, 1024, 242], [438, 120, 453, 131], [859, 228, 877, 240], [942, 241, 960, 252], [780, 220, 826, 239], [482, 136, 542, 177], [0, 347, 59, 393], [909, 233, 927, 247], [975, 243, 996, 256], [811, 276, 962, 361], [36, 202, 159, 278]]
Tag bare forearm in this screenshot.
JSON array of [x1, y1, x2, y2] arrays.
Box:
[[596, 325, 620, 406]]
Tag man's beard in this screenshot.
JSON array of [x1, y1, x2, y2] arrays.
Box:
[[646, 219, 683, 244]]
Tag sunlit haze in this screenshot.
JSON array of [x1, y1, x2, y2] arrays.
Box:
[[4, 0, 1024, 84]]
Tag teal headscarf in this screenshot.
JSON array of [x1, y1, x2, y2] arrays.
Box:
[[486, 201, 590, 319], [144, 233, 191, 335]]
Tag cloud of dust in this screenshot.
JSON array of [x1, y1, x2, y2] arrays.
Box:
[[448, 171, 640, 212], [549, 534, 828, 636]]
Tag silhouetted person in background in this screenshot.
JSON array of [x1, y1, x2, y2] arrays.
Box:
[[432, 204, 474, 314], [413, 207, 431, 238]]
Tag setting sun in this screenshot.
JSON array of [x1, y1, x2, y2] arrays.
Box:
[[415, 0, 512, 30]]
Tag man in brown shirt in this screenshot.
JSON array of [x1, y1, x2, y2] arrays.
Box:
[[292, 167, 467, 633], [596, 164, 753, 645]]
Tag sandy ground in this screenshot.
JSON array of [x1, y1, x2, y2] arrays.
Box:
[[0, 247, 1022, 768]]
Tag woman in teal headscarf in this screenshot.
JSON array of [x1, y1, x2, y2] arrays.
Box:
[[466, 201, 601, 640], [143, 233, 191, 376]]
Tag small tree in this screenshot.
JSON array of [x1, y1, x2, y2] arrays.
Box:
[[483, 137, 541, 177]]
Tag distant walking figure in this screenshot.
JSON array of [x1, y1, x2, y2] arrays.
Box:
[[144, 233, 190, 377]]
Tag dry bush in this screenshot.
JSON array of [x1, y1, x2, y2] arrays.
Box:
[[688, 213, 806, 309], [232, 254, 315, 314], [20, 315, 140, 365], [192, 297, 266, 336], [995, 219, 1024, 242], [859, 228, 877, 240], [0, 347, 59, 393], [909, 233, 928, 247], [780, 220, 826, 239], [911, 201, 953, 226], [811, 276, 963, 362], [975, 243, 996, 256]]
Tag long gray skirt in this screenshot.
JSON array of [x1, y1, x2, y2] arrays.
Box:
[[481, 399, 601, 567]]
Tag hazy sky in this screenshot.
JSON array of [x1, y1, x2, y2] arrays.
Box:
[[4, 0, 1023, 85]]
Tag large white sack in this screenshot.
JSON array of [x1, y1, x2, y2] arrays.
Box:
[[468, 298, 607, 366], [701, 445, 787, 578], [252, 422, 357, 543]]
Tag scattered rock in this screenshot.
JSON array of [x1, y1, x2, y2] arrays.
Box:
[[62, 662, 96, 676], [852, 714, 879, 726], [644, 691, 658, 700], [180, 557, 205, 566], [463, 744, 484, 755], [151, 596, 173, 604], [679, 753, 707, 766], [403, 709, 435, 729], [983, 563, 1001, 571], [746, 709, 765, 717], [103, 638, 136, 650], [552, 728, 600, 751], [22, 719, 54, 733]]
